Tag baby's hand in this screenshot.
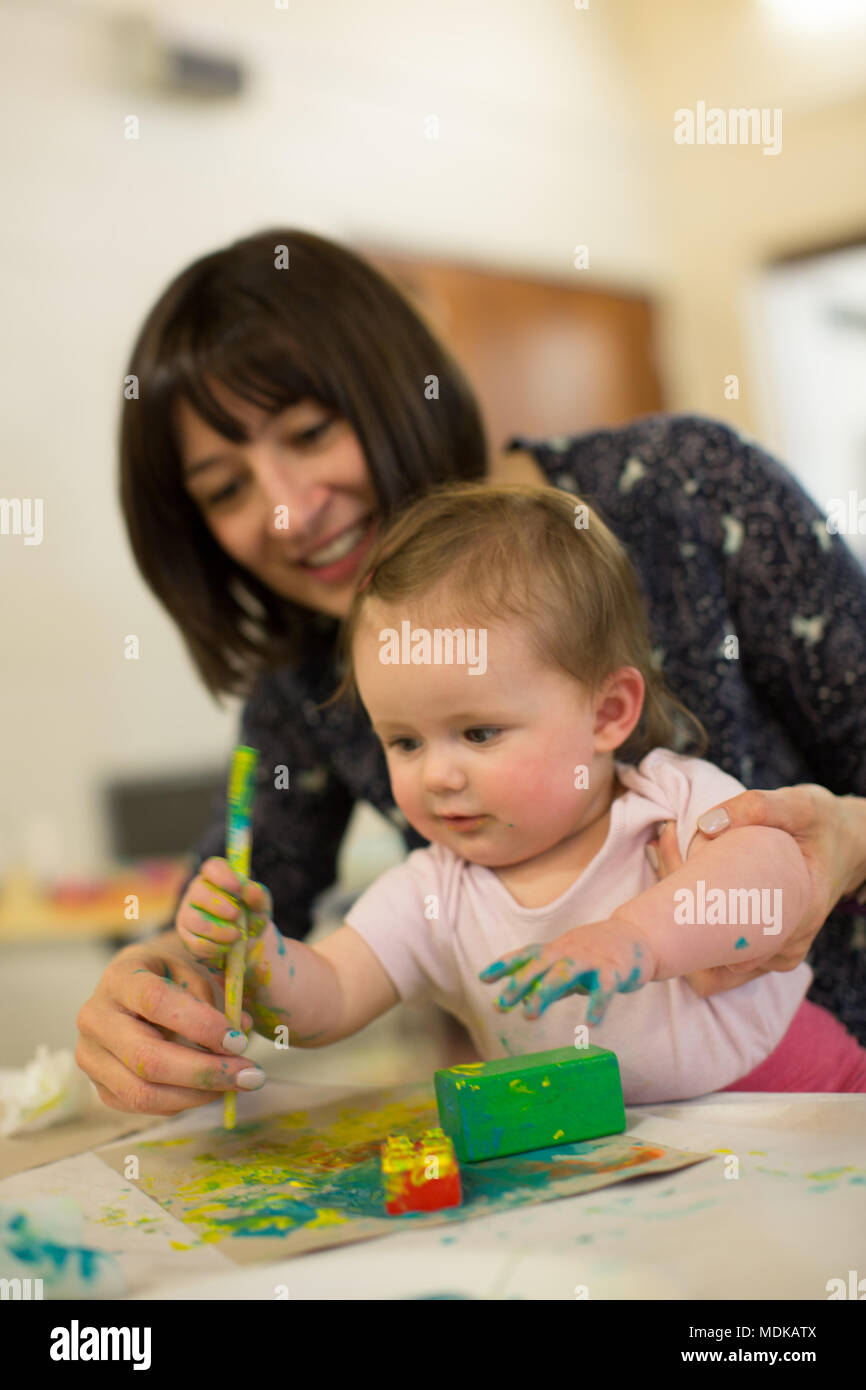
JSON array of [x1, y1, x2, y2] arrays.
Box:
[[176, 857, 272, 973], [479, 920, 655, 1027]]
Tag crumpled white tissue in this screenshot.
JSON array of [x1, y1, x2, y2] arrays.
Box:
[[0, 1045, 93, 1137]]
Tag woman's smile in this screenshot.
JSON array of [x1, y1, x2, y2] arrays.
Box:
[[295, 513, 379, 582]]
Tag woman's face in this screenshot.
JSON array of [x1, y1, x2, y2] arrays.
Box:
[[176, 383, 381, 619]]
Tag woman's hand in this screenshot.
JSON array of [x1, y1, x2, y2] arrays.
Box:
[[75, 932, 263, 1115], [75, 856, 273, 1116], [479, 921, 654, 1028], [645, 785, 866, 998]]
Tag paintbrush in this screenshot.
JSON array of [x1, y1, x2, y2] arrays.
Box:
[[223, 744, 260, 1129]]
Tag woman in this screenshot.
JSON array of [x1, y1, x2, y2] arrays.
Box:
[[76, 228, 866, 1115]]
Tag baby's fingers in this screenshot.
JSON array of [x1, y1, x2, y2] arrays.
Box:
[[521, 959, 596, 1019], [491, 959, 549, 1010], [243, 906, 271, 941], [525, 965, 615, 1026], [479, 945, 542, 985], [242, 878, 273, 920], [190, 871, 243, 924], [178, 906, 241, 964]]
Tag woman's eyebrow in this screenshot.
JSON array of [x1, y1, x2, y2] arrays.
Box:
[[184, 403, 324, 477], [184, 452, 235, 479]]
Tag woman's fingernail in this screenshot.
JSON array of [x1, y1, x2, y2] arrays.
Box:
[[222, 1030, 248, 1054], [645, 843, 660, 872], [698, 808, 731, 835], [236, 1067, 266, 1090]]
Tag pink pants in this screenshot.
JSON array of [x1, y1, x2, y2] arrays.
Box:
[[720, 998, 866, 1093]]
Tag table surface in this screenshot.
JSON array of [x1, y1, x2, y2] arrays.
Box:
[[2, 1082, 864, 1300], [0, 864, 188, 940]]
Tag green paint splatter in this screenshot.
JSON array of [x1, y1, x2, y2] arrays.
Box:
[[120, 1093, 674, 1248], [250, 1001, 292, 1039]]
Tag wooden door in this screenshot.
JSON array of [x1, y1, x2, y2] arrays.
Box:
[[363, 247, 665, 448]]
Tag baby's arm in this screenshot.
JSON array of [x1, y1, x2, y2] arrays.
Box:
[[246, 923, 399, 1045], [611, 824, 811, 978], [484, 825, 811, 1024], [180, 908, 398, 1047]]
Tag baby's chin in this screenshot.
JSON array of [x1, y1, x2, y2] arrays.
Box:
[[423, 828, 532, 869]]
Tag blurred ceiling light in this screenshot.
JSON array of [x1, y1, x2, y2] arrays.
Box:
[[759, 0, 866, 31]]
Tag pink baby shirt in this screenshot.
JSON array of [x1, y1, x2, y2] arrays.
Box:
[[344, 748, 812, 1104]]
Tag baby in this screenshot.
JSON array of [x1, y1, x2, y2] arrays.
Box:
[[179, 483, 866, 1101]]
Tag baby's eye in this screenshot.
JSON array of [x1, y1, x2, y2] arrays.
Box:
[[464, 727, 501, 744], [386, 737, 420, 753]]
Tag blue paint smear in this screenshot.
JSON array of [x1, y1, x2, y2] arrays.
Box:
[[4, 1213, 115, 1285], [734, 936, 749, 949], [178, 1134, 657, 1238]]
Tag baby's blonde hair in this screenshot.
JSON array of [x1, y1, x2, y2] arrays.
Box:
[[324, 481, 707, 763]]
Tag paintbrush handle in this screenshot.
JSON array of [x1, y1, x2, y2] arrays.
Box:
[[223, 745, 259, 1131], [223, 915, 247, 1130]]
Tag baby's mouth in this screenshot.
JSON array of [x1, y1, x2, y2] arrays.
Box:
[[440, 814, 487, 832]]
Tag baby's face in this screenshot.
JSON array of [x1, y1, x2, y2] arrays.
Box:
[[352, 601, 642, 869]]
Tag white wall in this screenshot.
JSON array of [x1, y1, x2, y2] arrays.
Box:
[[608, 0, 866, 450], [0, 0, 666, 875], [747, 245, 866, 561]]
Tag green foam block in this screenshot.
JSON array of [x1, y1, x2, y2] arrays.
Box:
[[434, 1045, 626, 1162]]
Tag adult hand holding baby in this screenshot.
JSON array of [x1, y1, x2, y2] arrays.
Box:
[[646, 784, 866, 998], [480, 781, 866, 1024]]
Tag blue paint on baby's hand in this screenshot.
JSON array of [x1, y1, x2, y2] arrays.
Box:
[[479, 959, 508, 981]]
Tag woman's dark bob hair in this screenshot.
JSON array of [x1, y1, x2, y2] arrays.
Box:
[[119, 228, 488, 699]]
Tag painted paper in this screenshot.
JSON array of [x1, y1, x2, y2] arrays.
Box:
[[96, 1082, 713, 1264]]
